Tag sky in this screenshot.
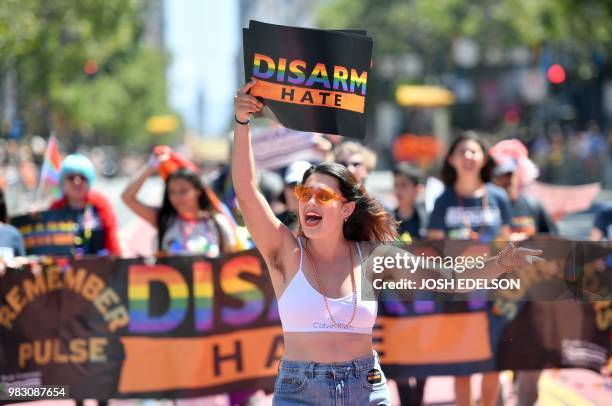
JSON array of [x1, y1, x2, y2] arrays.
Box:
[[165, 0, 239, 137]]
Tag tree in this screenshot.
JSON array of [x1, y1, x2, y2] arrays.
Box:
[[0, 0, 175, 148], [317, 0, 612, 82]]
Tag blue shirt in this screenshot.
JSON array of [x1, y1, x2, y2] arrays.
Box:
[[428, 184, 512, 242], [0, 223, 25, 259]]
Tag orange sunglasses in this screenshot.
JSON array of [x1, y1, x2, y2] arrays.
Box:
[[293, 184, 346, 205]]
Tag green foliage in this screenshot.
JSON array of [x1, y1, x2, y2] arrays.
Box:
[[317, 0, 612, 61], [0, 0, 175, 148]]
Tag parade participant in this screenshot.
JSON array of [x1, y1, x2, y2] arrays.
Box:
[[122, 160, 238, 257], [427, 132, 512, 406], [233, 80, 540, 405], [123, 154, 249, 404], [490, 139, 557, 239], [50, 154, 118, 406], [333, 141, 376, 184], [490, 139, 558, 406], [50, 154, 120, 256]]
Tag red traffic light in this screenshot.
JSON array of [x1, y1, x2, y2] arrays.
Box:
[[547, 64, 566, 84], [83, 59, 98, 76]]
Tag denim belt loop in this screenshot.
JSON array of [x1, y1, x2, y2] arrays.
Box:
[[307, 362, 315, 379]]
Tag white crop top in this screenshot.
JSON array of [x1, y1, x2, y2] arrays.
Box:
[[277, 238, 377, 334]]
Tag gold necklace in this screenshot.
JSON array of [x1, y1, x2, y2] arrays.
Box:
[[304, 239, 358, 328]]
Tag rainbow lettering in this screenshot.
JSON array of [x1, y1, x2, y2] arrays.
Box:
[[220, 256, 265, 325], [250, 53, 368, 112], [253, 53, 275, 79], [193, 261, 213, 331], [276, 58, 287, 81], [287, 60, 306, 85], [128, 265, 188, 333], [333, 66, 349, 92], [349, 68, 367, 96], [305, 63, 331, 88]]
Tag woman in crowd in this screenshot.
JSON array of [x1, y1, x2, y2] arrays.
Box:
[[50, 153, 121, 256], [122, 161, 238, 257], [428, 132, 512, 406], [233, 80, 539, 405], [123, 158, 252, 404]]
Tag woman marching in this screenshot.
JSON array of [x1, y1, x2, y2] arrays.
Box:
[[427, 132, 513, 406], [233, 80, 541, 405], [122, 159, 239, 257]]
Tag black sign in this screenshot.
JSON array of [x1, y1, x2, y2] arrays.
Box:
[[243, 20, 373, 139]]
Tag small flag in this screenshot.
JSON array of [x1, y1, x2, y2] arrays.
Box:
[[38, 136, 62, 199]]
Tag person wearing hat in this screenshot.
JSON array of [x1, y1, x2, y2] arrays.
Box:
[[490, 139, 557, 406], [49, 153, 120, 256], [490, 140, 557, 239]]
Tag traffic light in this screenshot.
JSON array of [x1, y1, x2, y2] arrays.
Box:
[[547, 64, 566, 84]]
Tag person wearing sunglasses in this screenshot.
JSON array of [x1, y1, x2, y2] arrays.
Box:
[[234, 80, 398, 405], [49, 153, 120, 256], [232, 80, 542, 405], [333, 141, 377, 184]]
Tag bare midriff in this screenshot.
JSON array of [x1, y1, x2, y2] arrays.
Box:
[[282, 332, 373, 363]]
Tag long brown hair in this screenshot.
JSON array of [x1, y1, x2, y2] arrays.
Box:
[[157, 168, 227, 255], [297, 162, 398, 242], [440, 131, 495, 186]]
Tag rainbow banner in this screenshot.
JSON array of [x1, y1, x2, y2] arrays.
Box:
[[243, 21, 373, 139], [0, 248, 609, 400]]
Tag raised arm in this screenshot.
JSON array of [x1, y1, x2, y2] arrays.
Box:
[[232, 80, 295, 261], [121, 164, 158, 227]]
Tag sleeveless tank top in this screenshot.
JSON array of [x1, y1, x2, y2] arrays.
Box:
[[277, 238, 377, 334]]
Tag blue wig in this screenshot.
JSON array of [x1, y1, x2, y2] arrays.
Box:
[[60, 153, 96, 187]]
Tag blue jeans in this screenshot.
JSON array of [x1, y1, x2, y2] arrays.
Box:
[[272, 351, 391, 405]]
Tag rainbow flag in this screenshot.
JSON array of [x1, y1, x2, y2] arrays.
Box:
[[37, 136, 62, 199]]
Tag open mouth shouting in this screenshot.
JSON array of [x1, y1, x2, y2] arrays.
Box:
[[304, 209, 323, 227]]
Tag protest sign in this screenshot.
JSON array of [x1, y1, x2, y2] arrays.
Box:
[[243, 21, 372, 139], [251, 127, 326, 170]]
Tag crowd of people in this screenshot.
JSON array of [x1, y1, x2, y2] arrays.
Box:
[[0, 107, 611, 404]]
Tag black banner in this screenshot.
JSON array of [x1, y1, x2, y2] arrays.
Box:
[[10, 210, 79, 256], [243, 20, 372, 139], [0, 246, 609, 399]]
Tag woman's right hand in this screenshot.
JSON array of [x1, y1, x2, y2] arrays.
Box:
[[234, 79, 264, 122]]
